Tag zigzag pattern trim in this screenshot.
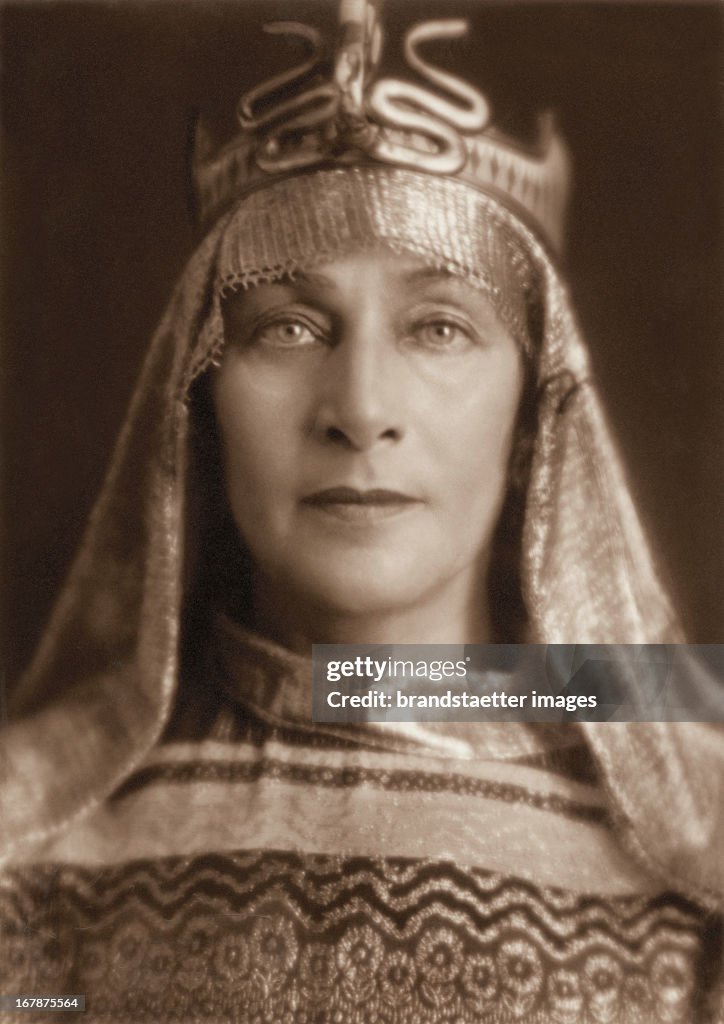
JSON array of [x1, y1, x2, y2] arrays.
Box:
[[2, 851, 718, 1023]]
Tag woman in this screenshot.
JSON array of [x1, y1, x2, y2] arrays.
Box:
[[2, 2, 722, 1021]]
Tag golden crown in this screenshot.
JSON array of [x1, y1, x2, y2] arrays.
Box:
[[191, 0, 570, 252]]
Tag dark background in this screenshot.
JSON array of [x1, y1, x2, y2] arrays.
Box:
[[2, 0, 722, 677]]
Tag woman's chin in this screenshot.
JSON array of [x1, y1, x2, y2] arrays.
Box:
[[270, 554, 441, 623]]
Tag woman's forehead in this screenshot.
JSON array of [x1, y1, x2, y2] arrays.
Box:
[[223, 248, 498, 312], [289, 248, 452, 284]]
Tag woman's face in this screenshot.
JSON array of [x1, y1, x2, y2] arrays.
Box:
[[213, 249, 524, 627]]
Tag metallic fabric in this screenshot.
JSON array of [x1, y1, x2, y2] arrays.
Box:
[[2, 856, 714, 1022], [3, 636, 719, 1021], [4, 635, 719, 1021]]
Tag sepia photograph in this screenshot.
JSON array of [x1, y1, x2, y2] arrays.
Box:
[[1, 0, 723, 1020]]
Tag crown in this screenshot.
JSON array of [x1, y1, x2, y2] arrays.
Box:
[[191, 0, 570, 252]]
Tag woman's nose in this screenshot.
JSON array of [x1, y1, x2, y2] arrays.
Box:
[[313, 330, 404, 451]]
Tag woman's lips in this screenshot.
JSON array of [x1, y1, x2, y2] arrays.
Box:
[[301, 487, 422, 523]]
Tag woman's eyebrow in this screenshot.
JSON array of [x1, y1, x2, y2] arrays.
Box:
[[289, 266, 465, 291], [402, 266, 465, 287], [291, 269, 337, 290]]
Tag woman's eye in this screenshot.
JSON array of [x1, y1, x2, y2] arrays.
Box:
[[412, 319, 476, 351], [252, 318, 322, 349]]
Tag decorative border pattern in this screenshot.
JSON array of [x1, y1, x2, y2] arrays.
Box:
[[2, 851, 715, 1023]]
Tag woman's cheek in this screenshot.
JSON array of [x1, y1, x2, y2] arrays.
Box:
[[423, 352, 523, 470]]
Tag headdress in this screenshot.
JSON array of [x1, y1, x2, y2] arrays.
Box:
[[3, 0, 721, 916], [191, 0, 569, 251]]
